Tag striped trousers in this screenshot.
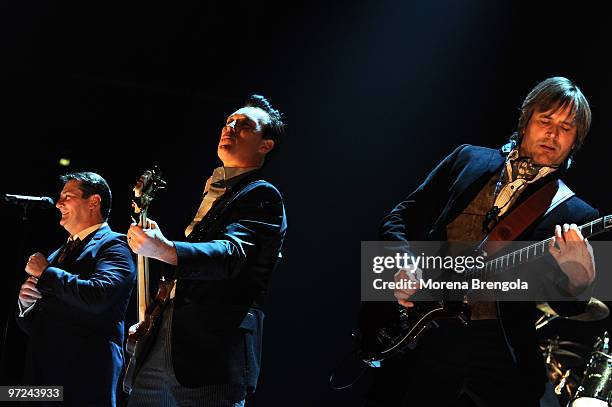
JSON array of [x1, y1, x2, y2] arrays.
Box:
[[127, 301, 246, 407]]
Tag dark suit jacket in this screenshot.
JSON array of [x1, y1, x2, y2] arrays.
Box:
[[168, 170, 287, 394], [379, 144, 599, 398], [16, 225, 136, 407]]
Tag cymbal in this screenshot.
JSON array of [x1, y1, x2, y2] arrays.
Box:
[[572, 298, 609, 321], [540, 346, 584, 367], [536, 302, 557, 315], [540, 338, 591, 353], [536, 298, 609, 322]]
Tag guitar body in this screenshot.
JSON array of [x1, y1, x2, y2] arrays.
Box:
[[356, 300, 469, 366], [123, 278, 175, 393]]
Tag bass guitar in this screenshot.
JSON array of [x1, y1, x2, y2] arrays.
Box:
[[123, 167, 169, 393]]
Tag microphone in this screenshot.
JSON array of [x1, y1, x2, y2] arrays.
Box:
[[4, 194, 55, 208]]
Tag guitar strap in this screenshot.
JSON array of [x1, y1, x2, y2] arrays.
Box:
[[480, 179, 574, 257]]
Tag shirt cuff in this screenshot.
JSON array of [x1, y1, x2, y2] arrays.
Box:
[[17, 300, 36, 317]]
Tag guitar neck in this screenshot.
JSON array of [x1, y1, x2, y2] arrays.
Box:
[[467, 215, 611, 279], [137, 212, 150, 322], [130, 166, 166, 324]]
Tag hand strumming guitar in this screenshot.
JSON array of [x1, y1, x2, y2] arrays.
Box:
[[394, 267, 423, 308]]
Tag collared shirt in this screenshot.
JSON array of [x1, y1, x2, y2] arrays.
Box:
[[70, 222, 107, 242], [493, 149, 557, 217], [18, 222, 107, 317], [184, 166, 259, 237]]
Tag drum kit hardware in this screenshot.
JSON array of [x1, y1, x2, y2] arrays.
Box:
[[536, 299, 609, 330], [536, 298, 611, 406], [541, 342, 585, 367]]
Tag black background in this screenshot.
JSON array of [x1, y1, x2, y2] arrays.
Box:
[[1, 1, 611, 405]]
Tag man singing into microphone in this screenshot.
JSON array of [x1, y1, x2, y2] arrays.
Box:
[[16, 172, 136, 406]]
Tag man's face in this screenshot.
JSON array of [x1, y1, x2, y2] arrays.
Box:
[[55, 180, 100, 235], [217, 107, 274, 167], [519, 104, 577, 166]]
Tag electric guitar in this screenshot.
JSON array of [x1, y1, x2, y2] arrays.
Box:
[[123, 167, 168, 393], [356, 215, 612, 367]]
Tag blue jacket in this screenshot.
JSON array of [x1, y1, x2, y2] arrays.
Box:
[[16, 224, 136, 406]]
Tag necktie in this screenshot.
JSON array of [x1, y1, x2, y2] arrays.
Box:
[[57, 237, 81, 264]]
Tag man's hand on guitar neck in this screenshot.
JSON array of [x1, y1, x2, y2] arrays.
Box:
[[128, 219, 178, 265], [549, 223, 596, 296], [394, 267, 423, 308]]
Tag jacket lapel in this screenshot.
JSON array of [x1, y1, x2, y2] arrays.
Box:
[[75, 225, 111, 261], [198, 171, 262, 224], [48, 247, 63, 265]]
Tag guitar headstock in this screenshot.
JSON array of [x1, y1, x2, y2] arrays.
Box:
[[132, 166, 166, 222]]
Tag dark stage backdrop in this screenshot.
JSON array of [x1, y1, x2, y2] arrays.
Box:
[[1, 1, 611, 406]]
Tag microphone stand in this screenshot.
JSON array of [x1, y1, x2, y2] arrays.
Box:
[[0, 200, 34, 382]]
